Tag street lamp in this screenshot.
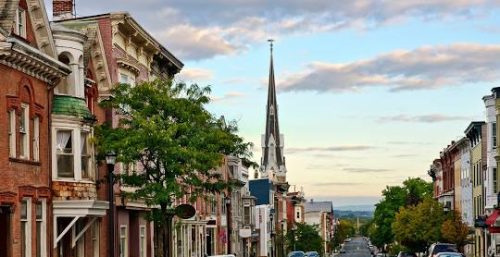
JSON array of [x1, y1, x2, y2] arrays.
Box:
[[225, 195, 232, 254], [269, 209, 275, 257], [106, 151, 116, 257], [291, 224, 297, 251]]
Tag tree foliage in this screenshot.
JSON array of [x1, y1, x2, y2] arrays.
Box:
[[332, 219, 356, 250], [95, 79, 254, 257], [392, 197, 446, 253], [369, 177, 433, 248], [441, 211, 471, 251], [286, 223, 324, 254]]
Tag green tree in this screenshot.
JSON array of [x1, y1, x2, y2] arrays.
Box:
[[286, 223, 324, 254], [95, 80, 254, 257], [370, 178, 433, 248], [331, 219, 355, 250], [392, 197, 446, 252], [441, 211, 471, 252]]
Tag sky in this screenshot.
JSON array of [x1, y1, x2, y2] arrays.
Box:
[[45, 0, 500, 207]]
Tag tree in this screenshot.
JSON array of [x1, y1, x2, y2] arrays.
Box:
[[95, 80, 254, 257], [331, 219, 355, 250], [441, 211, 471, 252], [370, 178, 433, 248], [392, 197, 446, 253], [286, 223, 324, 254]]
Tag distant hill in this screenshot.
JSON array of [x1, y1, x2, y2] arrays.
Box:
[[334, 204, 375, 212], [333, 205, 375, 218]]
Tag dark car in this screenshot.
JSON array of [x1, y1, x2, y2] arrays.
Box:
[[397, 252, 417, 257], [288, 251, 306, 257], [427, 243, 459, 257]]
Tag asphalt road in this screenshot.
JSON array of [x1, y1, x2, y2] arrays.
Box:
[[339, 237, 372, 257]]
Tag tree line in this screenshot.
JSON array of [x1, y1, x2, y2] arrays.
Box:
[[360, 178, 470, 254]]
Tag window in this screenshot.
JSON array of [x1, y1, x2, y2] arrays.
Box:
[[244, 206, 250, 225], [20, 104, 29, 158], [120, 226, 128, 257], [81, 133, 90, 179], [56, 130, 74, 177], [21, 198, 31, 257], [296, 211, 300, 219], [495, 168, 498, 194], [33, 117, 40, 161], [36, 200, 47, 257], [120, 73, 128, 84], [140, 226, 146, 257], [8, 110, 16, 157], [15, 8, 26, 38], [494, 123, 497, 148]]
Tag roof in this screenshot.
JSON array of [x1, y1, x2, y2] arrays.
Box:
[[52, 95, 93, 119], [304, 201, 333, 213], [249, 178, 272, 205]]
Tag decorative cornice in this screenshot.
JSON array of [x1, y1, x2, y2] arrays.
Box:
[[116, 57, 140, 76], [0, 37, 70, 85]]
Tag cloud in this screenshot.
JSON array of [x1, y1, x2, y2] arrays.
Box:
[[47, 0, 500, 60], [280, 43, 500, 92], [212, 92, 246, 102], [377, 114, 472, 123], [343, 168, 391, 173], [177, 67, 213, 81], [286, 145, 374, 154]]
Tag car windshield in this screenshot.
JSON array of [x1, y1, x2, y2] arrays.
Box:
[[437, 254, 462, 257], [288, 252, 305, 257], [435, 245, 458, 253]]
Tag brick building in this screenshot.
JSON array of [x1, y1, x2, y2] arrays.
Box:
[[0, 1, 70, 257]]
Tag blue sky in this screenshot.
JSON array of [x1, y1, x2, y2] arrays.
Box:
[[46, 0, 500, 207]]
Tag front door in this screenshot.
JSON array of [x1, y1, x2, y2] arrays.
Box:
[[0, 206, 12, 257]]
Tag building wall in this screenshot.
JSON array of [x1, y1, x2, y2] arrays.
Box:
[[454, 154, 463, 213], [485, 96, 497, 210], [0, 64, 52, 257], [461, 141, 473, 227]]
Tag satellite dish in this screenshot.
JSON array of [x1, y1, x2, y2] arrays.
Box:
[[175, 204, 196, 219]]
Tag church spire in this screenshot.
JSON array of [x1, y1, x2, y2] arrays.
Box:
[[261, 39, 286, 179]]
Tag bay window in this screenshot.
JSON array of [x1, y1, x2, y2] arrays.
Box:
[[56, 130, 74, 177], [81, 132, 90, 179]]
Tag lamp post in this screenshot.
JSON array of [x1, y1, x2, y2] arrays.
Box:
[[106, 152, 117, 257], [291, 224, 297, 251], [225, 195, 232, 254], [269, 209, 275, 257]]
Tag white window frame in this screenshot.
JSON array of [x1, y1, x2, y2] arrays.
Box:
[[20, 103, 30, 159], [21, 198, 32, 257], [33, 116, 40, 161], [140, 225, 146, 257], [120, 225, 128, 257], [8, 109, 16, 157], [15, 7, 26, 38], [56, 129, 74, 178], [81, 132, 91, 180], [493, 122, 497, 148], [36, 199, 47, 257]]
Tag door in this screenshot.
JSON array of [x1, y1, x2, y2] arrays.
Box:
[[0, 206, 12, 257]]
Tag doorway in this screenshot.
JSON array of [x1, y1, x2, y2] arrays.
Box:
[[0, 206, 12, 257]]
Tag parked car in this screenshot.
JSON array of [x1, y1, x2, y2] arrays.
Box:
[[339, 248, 346, 254], [397, 252, 417, 257], [306, 251, 320, 257], [427, 243, 459, 257], [288, 251, 306, 257], [435, 252, 463, 257], [376, 253, 388, 257]]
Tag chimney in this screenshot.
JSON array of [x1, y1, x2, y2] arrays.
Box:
[[53, 0, 75, 21]]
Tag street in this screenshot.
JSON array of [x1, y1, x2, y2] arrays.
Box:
[[340, 238, 372, 257]]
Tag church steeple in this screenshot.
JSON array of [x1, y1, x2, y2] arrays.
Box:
[[261, 39, 286, 180]]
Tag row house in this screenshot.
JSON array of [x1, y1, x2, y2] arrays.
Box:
[[303, 200, 334, 256], [51, 2, 183, 257], [0, 1, 70, 257]]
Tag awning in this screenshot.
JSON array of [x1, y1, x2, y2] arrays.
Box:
[[52, 200, 108, 248], [486, 210, 500, 226]]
